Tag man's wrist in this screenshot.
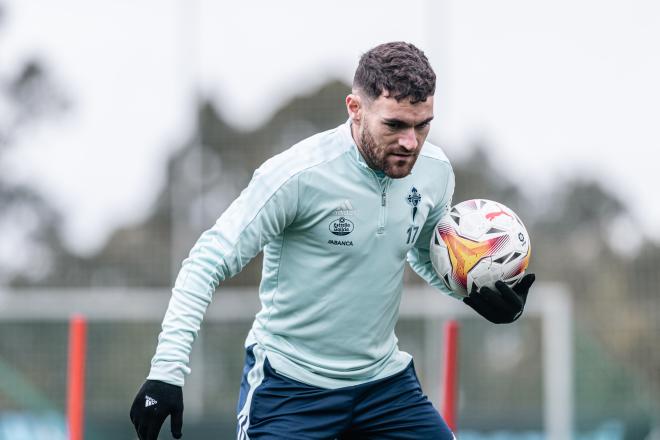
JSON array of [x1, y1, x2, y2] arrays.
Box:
[[147, 367, 185, 388]]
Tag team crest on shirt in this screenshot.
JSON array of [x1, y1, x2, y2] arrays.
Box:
[[406, 187, 422, 221]]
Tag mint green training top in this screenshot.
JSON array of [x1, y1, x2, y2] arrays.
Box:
[[148, 120, 458, 389]]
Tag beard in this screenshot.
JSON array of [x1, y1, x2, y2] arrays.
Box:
[[359, 123, 386, 172], [358, 121, 418, 179]]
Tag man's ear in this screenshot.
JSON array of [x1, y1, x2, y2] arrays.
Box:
[[346, 93, 363, 126]]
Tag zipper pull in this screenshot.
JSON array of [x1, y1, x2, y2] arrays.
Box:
[[381, 190, 386, 206]]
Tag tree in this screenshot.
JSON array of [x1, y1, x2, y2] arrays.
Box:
[[0, 5, 71, 284]]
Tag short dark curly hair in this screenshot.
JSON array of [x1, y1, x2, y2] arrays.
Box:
[[353, 41, 436, 104]]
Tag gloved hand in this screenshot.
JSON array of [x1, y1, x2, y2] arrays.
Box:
[[130, 379, 184, 440], [463, 273, 535, 324]]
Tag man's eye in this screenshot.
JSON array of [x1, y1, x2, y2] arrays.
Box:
[[385, 122, 401, 129]]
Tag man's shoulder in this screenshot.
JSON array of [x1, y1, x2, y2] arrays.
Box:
[[412, 142, 454, 205], [414, 142, 454, 195], [419, 141, 451, 164], [258, 124, 351, 177]]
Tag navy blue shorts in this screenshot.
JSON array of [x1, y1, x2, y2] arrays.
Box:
[[236, 345, 455, 439]]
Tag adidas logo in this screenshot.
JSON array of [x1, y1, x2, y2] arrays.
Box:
[[332, 200, 357, 216], [145, 396, 157, 408]]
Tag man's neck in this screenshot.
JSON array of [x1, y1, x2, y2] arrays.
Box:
[[350, 121, 363, 154], [349, 122, 386, 177], [350, 122, 371, 166]]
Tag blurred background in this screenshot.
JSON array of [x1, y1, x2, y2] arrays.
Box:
[[1, 0, 659, 439]]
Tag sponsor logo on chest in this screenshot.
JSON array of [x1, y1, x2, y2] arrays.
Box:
[[328, 239, 353, 246], [332, 199, 357, 217], [329, 217, 354, 236]]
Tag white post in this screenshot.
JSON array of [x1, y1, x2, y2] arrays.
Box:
[[424, 316, 443, 406], [541, 285, 574, 439]]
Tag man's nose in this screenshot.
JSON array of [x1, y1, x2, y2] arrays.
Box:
[[399, 128, 418, 151]]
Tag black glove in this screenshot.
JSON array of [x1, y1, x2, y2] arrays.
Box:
[[463, 273, 535, 324], [130, 379, 184, 440]]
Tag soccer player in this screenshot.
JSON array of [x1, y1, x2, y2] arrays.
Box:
[[130, 41, 535, 440]]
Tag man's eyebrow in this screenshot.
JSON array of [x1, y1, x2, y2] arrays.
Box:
[[382, 117, 434, 127], [417, 116, 434, 126]]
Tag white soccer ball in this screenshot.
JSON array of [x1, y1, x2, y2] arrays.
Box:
[[430, 199, 531, 297]]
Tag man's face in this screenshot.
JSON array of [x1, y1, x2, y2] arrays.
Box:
[[350, 92, 434, 179]]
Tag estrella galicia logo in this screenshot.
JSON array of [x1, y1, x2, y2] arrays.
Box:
[[329, 217, 354, 236], [406, 187, 422, 221]]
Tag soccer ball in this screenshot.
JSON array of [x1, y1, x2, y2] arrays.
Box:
[[430, 199, 531, 297]]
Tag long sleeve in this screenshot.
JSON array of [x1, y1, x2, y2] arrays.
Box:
[[406, 165, 463, 300], [147, 160, 299, 386]]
